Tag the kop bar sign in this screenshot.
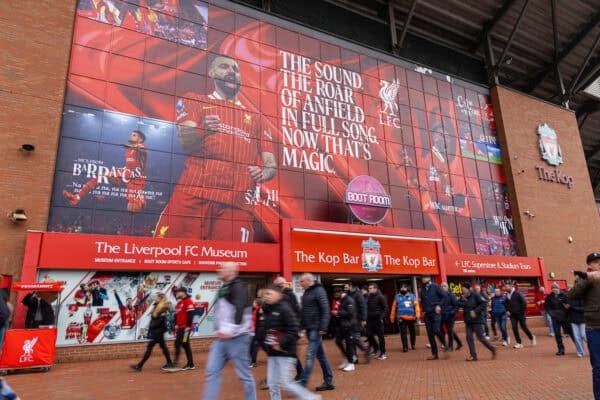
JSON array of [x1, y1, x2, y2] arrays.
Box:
[[344, 176, 392, 224], [535, 123, 574, 189]]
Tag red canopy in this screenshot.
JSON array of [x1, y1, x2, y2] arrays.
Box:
[[11, 282, 64, 292]]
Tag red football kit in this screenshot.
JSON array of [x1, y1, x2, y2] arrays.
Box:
[[154, 91, 273, 242], [175, 296, 196, 329]]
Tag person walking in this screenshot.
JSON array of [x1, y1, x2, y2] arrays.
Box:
[[567, 277, 586, 357], [130, 292, 174, 371], [273, 277, 303, 379], [343, 282, 370, 363], [420, 275, 447, 360], [390, 284, 419, 352], [256, 285, 321, 400], [545, 283, 571, 355], [332, 287, 358, 372], [536, 286, 554, 336], [366, 283, 388, 360], [505, 281, 536, 349], [298, 273, 334, 392], [169, 286, 195, 370], [203, 262, 256, 400], [440, 282, 462, 351], [491, 288, 509, 346], [568, 252, 600, 399], [459, 282, 496, 361]]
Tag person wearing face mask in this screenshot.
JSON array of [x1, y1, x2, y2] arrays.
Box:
[[390, 284, 419, 353]]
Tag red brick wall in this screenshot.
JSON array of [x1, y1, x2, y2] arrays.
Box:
[[0, 1, 77, 281], [491, 86, 600, 280]]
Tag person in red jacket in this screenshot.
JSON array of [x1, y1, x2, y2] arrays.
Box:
[[166, 286, 195, 371]]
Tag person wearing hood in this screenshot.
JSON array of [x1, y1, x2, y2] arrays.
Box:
[[203, 262, 255, 400], [297, 273, 334, 392]]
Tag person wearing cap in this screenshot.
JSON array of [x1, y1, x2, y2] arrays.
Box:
[[166, 286, 195, 371], [544, 283, 571, 355], [203, 262, 256, 400], [419, 275, 447, 360], [504, 280, 536, 349], [568, 252, 600, 399], [458, 282, 496, 361]]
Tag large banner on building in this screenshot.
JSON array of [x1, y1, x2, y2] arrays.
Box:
[[48, 0, 516, 255]]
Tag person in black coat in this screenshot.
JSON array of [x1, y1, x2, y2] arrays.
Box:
[[366, 283, 388, 359], [257, 285, 320, 400], [22, 292, 55, 329], [458, 282, 496, 361], [273, 276, 304, 379], [420, 275, 447, 360], [130, 292, 173, 371], [440, 282, 463, 351], [343, 282, 370, 362], [505, 280, 536, 349], [298, 273, 334, 392], [545, 283, 573, 355], [332, 286, 358, 372]]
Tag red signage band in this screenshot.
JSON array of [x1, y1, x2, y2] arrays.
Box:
[[12, 282, 65, 292], [290, 228, 440, 274], [37, 232, 280, 272], [444, 254, 541, 277]]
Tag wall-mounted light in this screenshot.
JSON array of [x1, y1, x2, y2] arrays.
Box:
[[7, 209, 27, 222], [568, 236, 574, 243], [523, 210, 535, 218], [20, 144, 35, 153], [548, 272, 556, 279]]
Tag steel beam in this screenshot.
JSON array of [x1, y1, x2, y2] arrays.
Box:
[[551, 0, 566, 99], [573, 60, 600, 95], [397, 0, 419, 49], [526, 10, 600, 92], [496, 0, 531, 67], [388, 0, 398, 53], [567, 30, 600, 96], [484, 34, 499, 85], [471, 0, 518, 53]]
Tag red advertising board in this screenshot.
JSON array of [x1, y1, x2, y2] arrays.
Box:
[[444, 253, 541, 277], [37, 232, 279, 272], [0, 329, 57, 369], [289, 228, 440, 274]]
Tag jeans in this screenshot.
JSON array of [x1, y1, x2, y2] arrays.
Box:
[[571, 323, 587, 356], [465, 324, 495, 359], [509, 314, 533, 344], [203, 334, 256, 400], [424, 312, 445, 356], [587, 328, 600, 400], [267, 357, 318, 400], [492, 312, 508, 341], [541, 310, 554, 335], [0, 319, 8, 357], [299, 330, 333, 386]]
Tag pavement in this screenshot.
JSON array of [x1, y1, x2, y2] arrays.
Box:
[[3, 327, 593, 399]]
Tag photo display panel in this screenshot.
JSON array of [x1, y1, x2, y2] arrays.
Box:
[[49, 0, 516, 255]]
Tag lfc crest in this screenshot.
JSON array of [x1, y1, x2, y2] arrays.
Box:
[[361, 237, 383, 272], [537, 123, 563, 166]]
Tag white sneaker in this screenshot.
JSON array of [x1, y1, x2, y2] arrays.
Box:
[[312, 396, 323, 400], [502, 341, 508, 347], [338, 361, 348, 370], [377, 354, 387, 360], [549, 332, 555, 337], [513, 343, 523, 349], [426, 343, 431, 348], [485, 336, 490, 340], [531, 335, 537, 346], [342, 363, 355, 372]]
